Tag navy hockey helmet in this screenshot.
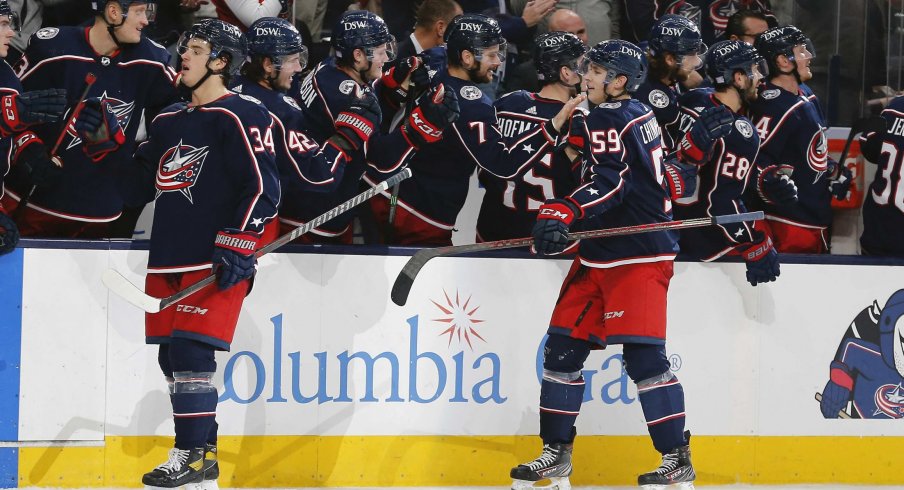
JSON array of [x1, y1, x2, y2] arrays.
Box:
[[579, 39, 647, 92], [706, 39, 767, 85], [533, 31, 588, 83], [331, 10, 396, 63], [0, 0, 20, 32], [91, 0, 157, 23], [444, 13, 507, 65], [648, 14, 705, 57], [178, 19, 248, 76], [247, 17, 308, 71], [754, 25, 814, 73]]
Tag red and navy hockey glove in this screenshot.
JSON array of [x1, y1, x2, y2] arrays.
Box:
[[827, 159, 853, 200], [402, 83, 459, 148], [331, 91, 381, 153], [0, 206, 19, 256], [380, 56, 430, 107], [212, 228, 260, 290], [0, 88, 67, 137], [74, 97, 126, 162], [737, 233, 779, 286], [532, 198, 581, 255], [12, 131, 62, 187], [677, 105, 733, 164], [663, 159, 698, 199], [756, 164, 798, 205], [820, 361, 853, 418]]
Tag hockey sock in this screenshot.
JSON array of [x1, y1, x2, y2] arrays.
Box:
[[539, 371, 584, 444], [172, 371, 218, 450], [207, 420, 218, 447], [623, 343, 687, 454]]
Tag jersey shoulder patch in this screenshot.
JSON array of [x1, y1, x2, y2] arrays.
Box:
[[734, 118, 754, 139], [238, 93, 263, 105], [761, 88, 781, 100], [460, 85, 483, 101], [338, 79, 357, 95], [283, 95, 301, 110], [35, 27, 58, 40], [647, 89, 670, 109]]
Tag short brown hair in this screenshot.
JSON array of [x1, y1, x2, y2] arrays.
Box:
[[415, 0, 460, 28]]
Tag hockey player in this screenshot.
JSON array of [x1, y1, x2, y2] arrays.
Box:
[[512, 40, 695, 490], [858, 96, 904, 256], [114, 19, 279, 488], [474, 31, 586, 244], [750, 25, 851, 253], [672, 39, 782, 286], [365, 13, 584, 246], [233, 17, 384, 239], [0, 0, 67, 256], [635, 14, 707, 151], [2, 0, 177, 238]]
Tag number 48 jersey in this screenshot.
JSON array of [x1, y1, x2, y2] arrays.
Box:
[[861, 95, 904, 256]]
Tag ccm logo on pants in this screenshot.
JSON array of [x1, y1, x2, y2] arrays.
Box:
[[176, 305, 209, 315]]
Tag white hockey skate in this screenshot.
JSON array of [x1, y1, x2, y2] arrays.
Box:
[[510, 443, 572, 490]]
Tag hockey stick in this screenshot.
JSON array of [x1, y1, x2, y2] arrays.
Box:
[[12, 72, 97, 223], [104, 168, 413, 313], [814, 392, 853, 419], [384, 77, 429, 243], [838, 116, 885, 172], [391, 210, 765, 306]]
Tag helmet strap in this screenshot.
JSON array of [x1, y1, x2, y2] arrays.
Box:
[[103, 8, 126, 47], [184, 59, 219, 91]]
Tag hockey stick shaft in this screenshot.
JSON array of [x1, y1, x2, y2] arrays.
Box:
[[390, 211, 764, 306], [814, 392, 853, 419], [104, 169, 413, 313], [386, 82, 427, 241], [13, 73, 97, 223]]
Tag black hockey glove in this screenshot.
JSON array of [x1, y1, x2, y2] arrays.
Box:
[[820, 361, 853, 418], [402, 83, 459, 148], [380, 56, 430, 107], [12, 131, 62, 187], [0, 88, 67, 137], [532, 199, 581, 255], [212, 228, 260, 290], [756, 164, 798, 205], [0, 209, 19, 256], [74, 97, 125, 161], [330, 91, 381, 153], [737, 233, 779, 286], [678, 105, 733, 164], [663, 159, 697, 199], [827, 160, 853, 201]]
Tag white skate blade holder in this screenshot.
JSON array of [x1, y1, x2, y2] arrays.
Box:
[[640, 482, 696, 490], [512, 476, 571, 490], [144, 481, 219, 490]]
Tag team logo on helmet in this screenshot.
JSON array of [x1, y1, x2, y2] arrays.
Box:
[[36, 27, 58, 40], [735, 119, 754, 139], [66, 92, 135, 150], [648, 90, 670, 109], [762, 89, 780, 100], [155, 140, 210, 203], [460, 85, 482, 101], [807, 129, 829, 173]]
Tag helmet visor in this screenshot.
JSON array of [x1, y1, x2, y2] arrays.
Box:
[[679, 42, 707, 71], [367, 35, 397, 62], [475, 40, 507, 64], [792, 40, 815, 61], [749, 58, 769, 82], [176, 32, 212, 58]]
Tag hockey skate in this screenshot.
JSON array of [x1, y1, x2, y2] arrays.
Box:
[[510, 443, 572, 490], [637, 438, 695, 489], [184, 444, 219, 490], [142, 447, 210, 489]]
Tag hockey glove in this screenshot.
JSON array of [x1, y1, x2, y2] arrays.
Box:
[[12, 131, 62, 187], [0, 208, 19, 256], [532, 199, 581, 255], [737, 233, 779, 286], [678, 105, 733, 164], [402, 83, 459, 148], [380, 56, 430, 107], [828, 160, 853, 201], [74, 97, 126, 161], [663, 159, 698, 199], [756, 165, 798, 205], [562, 108, 590, 154], [212, 228, 260, 290], [0, 88, 68, 137], [821, 361, 853, 418], [331, 91, 381, 153]]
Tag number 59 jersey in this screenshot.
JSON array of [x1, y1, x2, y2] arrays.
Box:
[[569, 99, 679, 267]]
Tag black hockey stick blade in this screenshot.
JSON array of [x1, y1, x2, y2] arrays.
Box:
[[390, 211, 764, 306], [839, 116, 886, 167], [106, 169, 413, 313]]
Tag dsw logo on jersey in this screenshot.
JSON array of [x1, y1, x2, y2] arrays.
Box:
[[66, 92, 135, 150], [155, 140, 210, 203]]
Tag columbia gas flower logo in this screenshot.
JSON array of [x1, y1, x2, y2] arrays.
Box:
[[431, 289, 485, 350]]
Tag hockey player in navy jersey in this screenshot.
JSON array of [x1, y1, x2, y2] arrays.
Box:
[[512, 40, 696, 490], [672, 40, 782, 286], [750, 25, 851, 253], [115, 19, 279, 488], [2, 0, 177, 239], [474, 31, 586, 245], [859, 96, 904, 256], [0, 0, 67, 256], [234, 17, 385, 240], [365, 13, 583, 246]]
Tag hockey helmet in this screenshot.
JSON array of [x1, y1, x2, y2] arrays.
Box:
[[331, 10, 396, 63], [0, 0, 19, 32], [533, 31, 588, 83], [91, 0, 156, 23], [706, 39, 767, 85], [648, 14, 706, 70], [579, 39, 647, 92], [444, 13, 507, 65], [754, 25, 814, 73], [177, 19, 248, 76], [247, 17, 308, 71]]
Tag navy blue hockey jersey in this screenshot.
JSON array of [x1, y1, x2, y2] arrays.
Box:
[[672, 88, 760, 260], [0, 60, 22, 202], [120, 93, 279, 272], [6, 26, 178, 222], [475, 90, 579, 241], [634, 79, 684, 152], [861, 96, 904, 256], [751, 81, 833, 228], [568, 99, 679, 266]]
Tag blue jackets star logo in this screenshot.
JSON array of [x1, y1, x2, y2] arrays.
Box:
[[155, 139, 210, 203]]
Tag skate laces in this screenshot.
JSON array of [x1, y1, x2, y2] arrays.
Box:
[[155, 448, 190, 473], [653, 452, 680, 475], [525, 445, 560, 470]]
